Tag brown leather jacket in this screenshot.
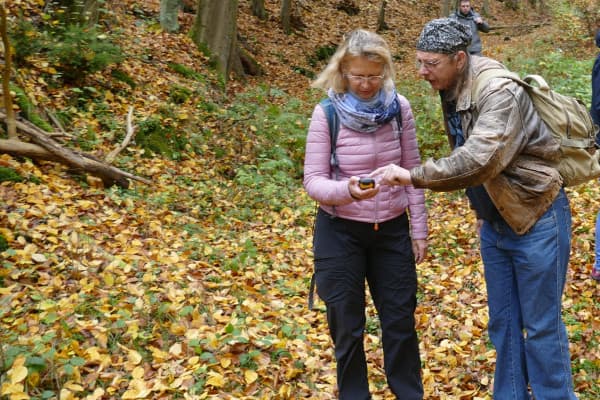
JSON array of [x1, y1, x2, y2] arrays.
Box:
[[410, 56, 562, 234]]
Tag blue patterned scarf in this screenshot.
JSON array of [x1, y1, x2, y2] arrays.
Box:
[[328, 88, 401, 133]]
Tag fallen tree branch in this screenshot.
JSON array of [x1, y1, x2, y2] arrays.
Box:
[[44, 107, 71, 139], [0, 110, 151, 188], [105, 106, 135, 163], [488, 22, 549, 31], [0, 138, 61, 161]]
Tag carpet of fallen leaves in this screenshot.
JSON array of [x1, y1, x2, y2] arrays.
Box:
[[1, 1, 599, 399]]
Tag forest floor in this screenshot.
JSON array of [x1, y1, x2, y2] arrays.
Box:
[[1, 1, 599, 399]]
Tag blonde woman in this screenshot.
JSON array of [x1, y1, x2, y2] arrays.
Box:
[[303, 29, 428, 399]]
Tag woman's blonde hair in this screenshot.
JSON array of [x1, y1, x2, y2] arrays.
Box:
[[311, 29, 395, 94]]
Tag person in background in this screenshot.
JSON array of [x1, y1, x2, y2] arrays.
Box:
[[592, 27, 600, 281], [303, 29, 428, 399], [450, 0, 490, 55], [372, 18, 578, 400]]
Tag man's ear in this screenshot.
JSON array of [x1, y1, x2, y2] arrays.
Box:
[[455, 50, 468, 70]]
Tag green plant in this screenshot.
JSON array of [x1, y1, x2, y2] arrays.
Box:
[[307, 44, 337, 67], [74, 125, 99, 151], [0, 233, 8, 252], [110, 69, 137, 89], [8, 15, 46, 66], [46, 24, 124, 83], [402, 80, 449, 160], [0, 167, 23, 183], [136, 116, 187, 159], [11, 85, 53, 131], [168, 62, 206, 82], [168, 85, 193, 104]]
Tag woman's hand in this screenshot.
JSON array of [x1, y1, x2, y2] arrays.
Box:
[[370, 164, 412, 186], [412, 239, 428, 264], [348, 176, 379, 201]]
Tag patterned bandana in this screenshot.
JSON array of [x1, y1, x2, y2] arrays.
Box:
[[416, 18, 472, 54], [327, 88, 400, 133]]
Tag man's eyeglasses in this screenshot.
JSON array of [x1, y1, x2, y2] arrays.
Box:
[[415, 58, 443, 71], [345, 74, 385, 84]]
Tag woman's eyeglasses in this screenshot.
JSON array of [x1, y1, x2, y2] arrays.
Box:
[[344, 74, 385, 84]]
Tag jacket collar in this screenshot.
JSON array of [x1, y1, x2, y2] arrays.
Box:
[[455, 56, 507, 112]]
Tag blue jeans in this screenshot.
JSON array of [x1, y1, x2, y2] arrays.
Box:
[[480, 189, 577, 400]]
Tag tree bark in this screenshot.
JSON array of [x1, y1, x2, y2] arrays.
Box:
[[0, 4, 16, 140], [0, 139, 61, 161], [441, 0, 453, 17], [160, 0, 181, 33], [281, 0, 292, 35], [190, 0, 239, 81], [251, 0, 267, 20], [376, 0, 388, 32], [481, 0, 490, 16]]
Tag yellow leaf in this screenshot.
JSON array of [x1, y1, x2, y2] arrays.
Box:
[[70, 231, 78, 247], [205, 371, 225, 388], [59, 389, 75, 400], [63, 382, 84, 392], [8, 365, 28, 383], [128, 350, 142, 365], [0, 285, 15, 295], [169, 342, 182, 356], [84, 387, 105, 400], [31, 253, 46, 263], [279, 384, 291, 398], [220, 357, 231, 368], [131, 366, 145, 379], [122, 379, 150, 399], [102, 272, 114, 286], [244, 369, 258, 385], [1, 382, 24, 396]]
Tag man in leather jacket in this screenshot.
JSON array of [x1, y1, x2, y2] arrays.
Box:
[[373, 18, 578, 400], [450, 0, 490, 55]]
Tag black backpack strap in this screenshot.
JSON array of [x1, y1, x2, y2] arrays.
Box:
[[395, 106, 403, 137], [320, 98, 340, 180]]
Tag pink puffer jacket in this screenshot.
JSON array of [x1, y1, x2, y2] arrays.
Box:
[[303, 94, 428, 240]]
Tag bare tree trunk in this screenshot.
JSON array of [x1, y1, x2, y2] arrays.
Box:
[[251, 0, 267, 20], [190, 0, 239, 81], [281, 0, 291, 35], [376, 0, 388, 32], [441, 0, 453, 17], [0, 4, 16, 140], [481, 0, 490, 16], [160, 0, 182, 32]]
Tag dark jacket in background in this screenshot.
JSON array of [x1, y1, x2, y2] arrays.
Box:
[[450, 8, 490, 55]]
